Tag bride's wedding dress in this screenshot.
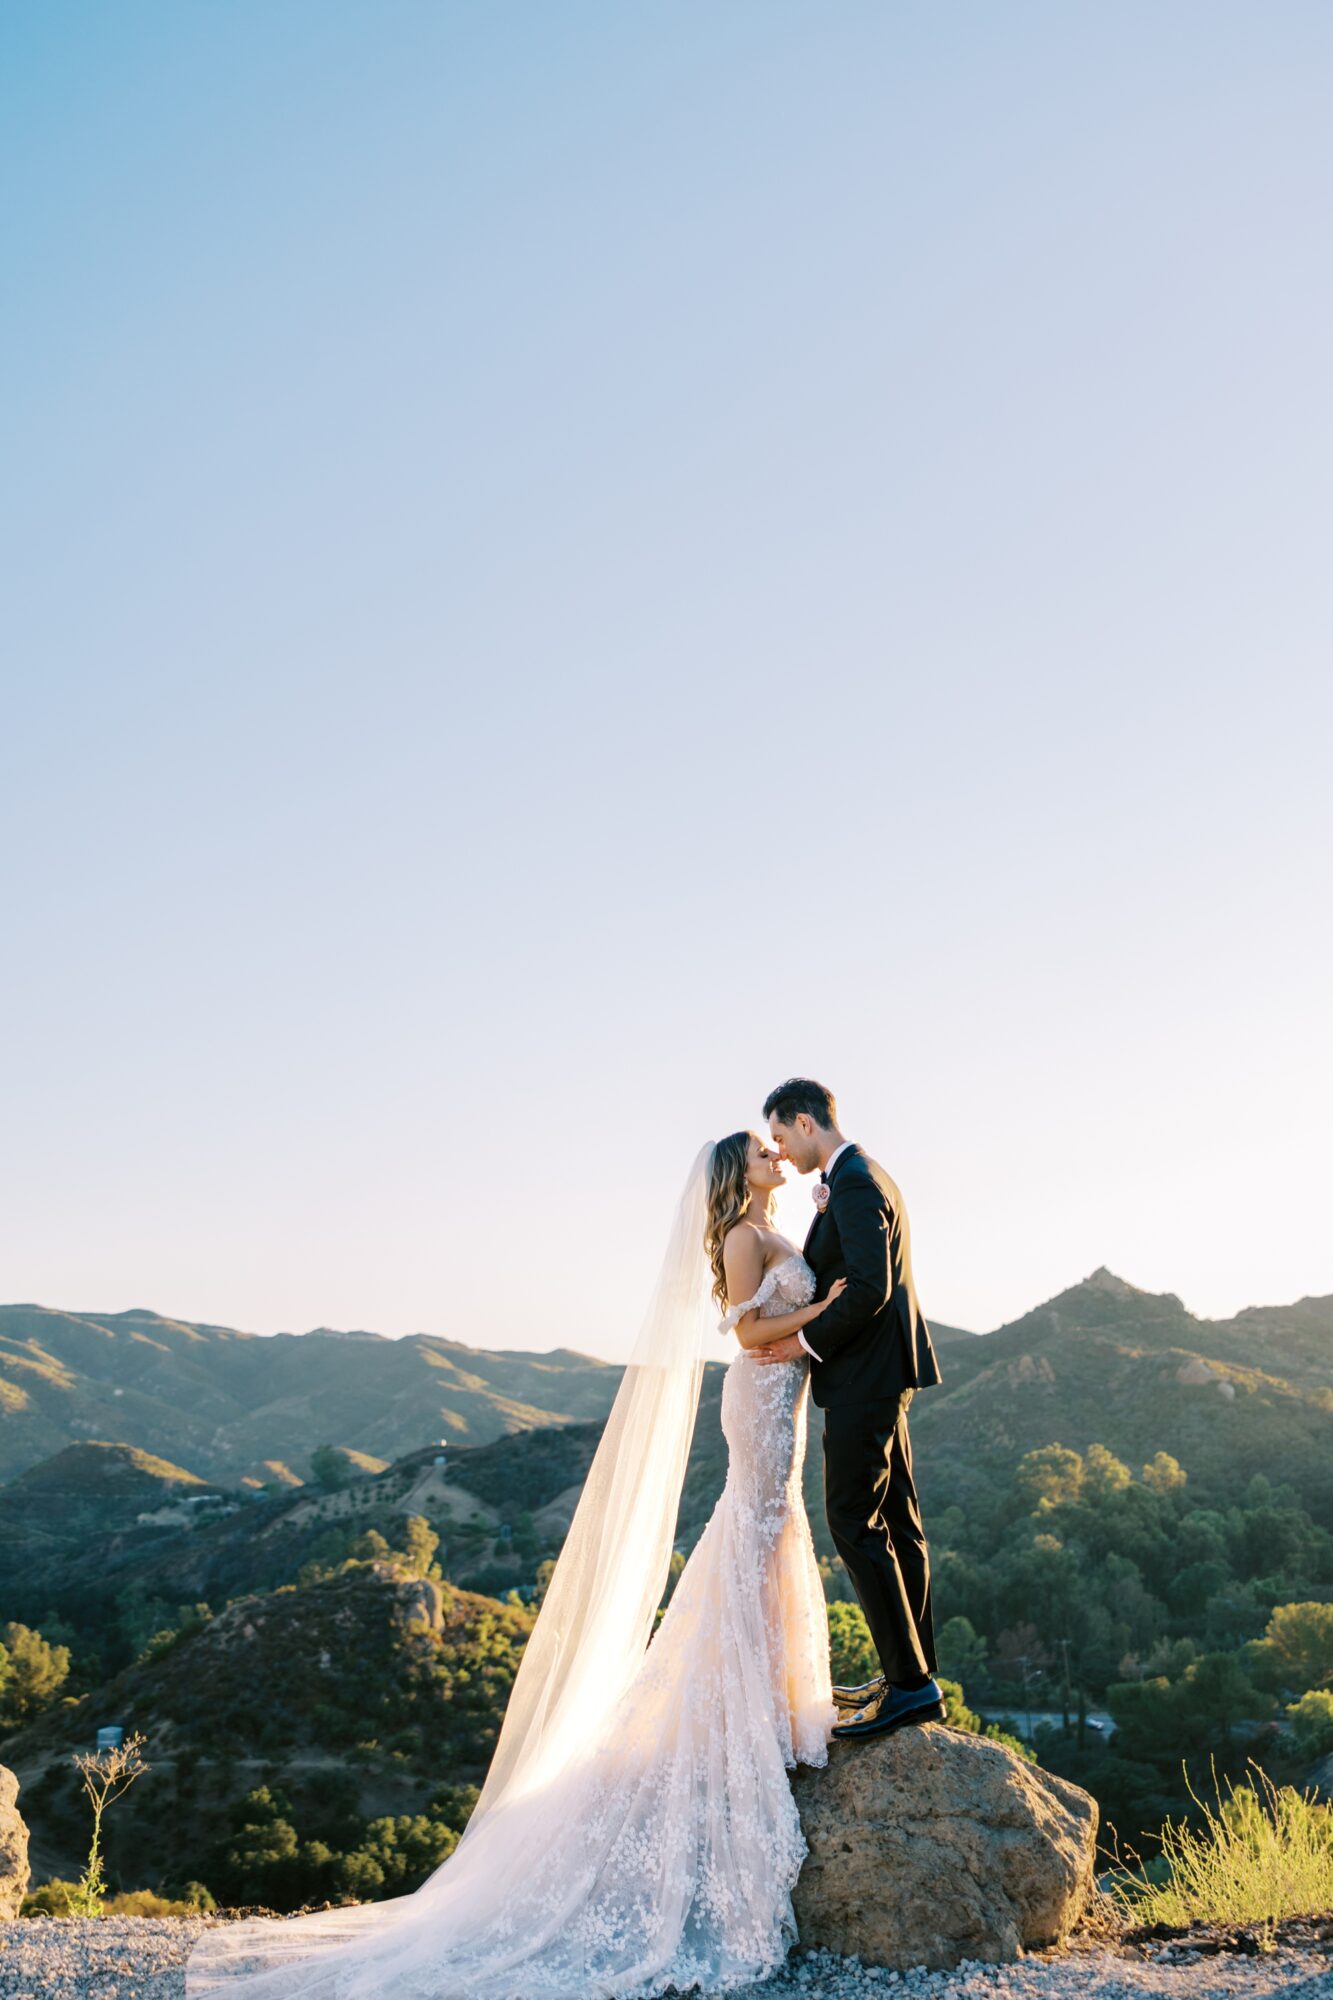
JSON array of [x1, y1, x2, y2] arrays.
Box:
[[187, 1163, 833, 2000]]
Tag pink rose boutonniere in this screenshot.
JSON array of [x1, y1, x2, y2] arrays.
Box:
[[812, 1182, 830, 1213]]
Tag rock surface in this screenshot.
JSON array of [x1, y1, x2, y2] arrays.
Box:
[[0, 1765, 30, 1919], [791, 1721, 1097, 1970]]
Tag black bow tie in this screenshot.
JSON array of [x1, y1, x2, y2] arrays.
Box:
[[819, 1170, 828, 1185]]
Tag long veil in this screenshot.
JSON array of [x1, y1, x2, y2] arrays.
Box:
[[185, 1144, 716, 2000]]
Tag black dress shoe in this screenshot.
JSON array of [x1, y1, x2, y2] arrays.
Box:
[[832, 1674, 887, 1710], [831, 1677, 945, 1740]]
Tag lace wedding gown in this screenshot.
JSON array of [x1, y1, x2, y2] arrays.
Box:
[[186, 1251, 833, 2000]]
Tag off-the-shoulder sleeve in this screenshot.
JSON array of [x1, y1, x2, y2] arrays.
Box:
[[717, 1268, 775, 1334], [718, 1294, 757, 1334]]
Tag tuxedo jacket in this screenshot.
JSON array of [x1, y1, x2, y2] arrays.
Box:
[[801, 1144, 942, 1410]]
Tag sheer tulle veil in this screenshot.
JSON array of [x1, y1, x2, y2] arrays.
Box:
[[464, 1139, 714, 1819], [185, 1143, 717, 1999]]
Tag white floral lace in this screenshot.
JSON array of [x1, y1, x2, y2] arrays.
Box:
[[186, 1251, 834, 2000]]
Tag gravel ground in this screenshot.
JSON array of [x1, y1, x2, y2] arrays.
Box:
[[0, 1921, 1329, 2000]]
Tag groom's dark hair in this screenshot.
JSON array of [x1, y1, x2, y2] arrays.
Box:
[[763, 1078, 838, 1131]]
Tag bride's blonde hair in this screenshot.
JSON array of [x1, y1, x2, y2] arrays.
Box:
[[704, 1131, 754, 1311]]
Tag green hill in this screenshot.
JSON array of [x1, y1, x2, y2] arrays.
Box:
[[909, 1268, 1333, 1521], [2, 1271, 1329, 1663], [4, 1560, 531, 1900], [0, 1304, 620, 1485], [2, 1267, 1330, 1906]]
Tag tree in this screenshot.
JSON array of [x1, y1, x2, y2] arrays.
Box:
[[398, 1516, 441, 1581], [1142, 1452, 1187, 1496], [349, 1529, 393, 1563], [1107, 1653, 1272, 1760], [937, 1616, 988, 1686], [827, 1602, 877, 1688], [1249, 1603, 1333, 1693], [309, 1445, 354, 1492], [339, 1814, 459, 1897], [1083, 1445, 1133, 1501], [1287, 1688, 1333, 1759], [1015, 1445, 1083, 1513], [0, 1622, 71, 1724]]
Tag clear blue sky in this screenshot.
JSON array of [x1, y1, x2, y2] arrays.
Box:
[[3, 4, 1329, 1361]]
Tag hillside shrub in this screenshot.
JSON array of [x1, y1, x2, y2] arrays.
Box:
[[1287, 1688, 1333, 1759], [1108, 1763, 1333, 1927]]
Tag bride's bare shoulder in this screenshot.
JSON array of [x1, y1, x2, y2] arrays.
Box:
[[721, 1220, 765, 1287]]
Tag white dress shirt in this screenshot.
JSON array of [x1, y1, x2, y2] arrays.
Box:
[[797, 1141, 854, 1361]]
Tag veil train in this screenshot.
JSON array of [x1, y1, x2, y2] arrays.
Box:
[[185, 1145, 715, 1999]]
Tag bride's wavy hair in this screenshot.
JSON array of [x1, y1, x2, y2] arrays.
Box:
[[704, 1131, 754, 1312]]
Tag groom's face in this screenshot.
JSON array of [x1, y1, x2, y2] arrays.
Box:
[[768, 1112, 822, 1175]]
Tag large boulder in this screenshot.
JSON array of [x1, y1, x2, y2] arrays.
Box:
[[0, 1765, 31, 1918], [791, 1721, 1097, 1970]]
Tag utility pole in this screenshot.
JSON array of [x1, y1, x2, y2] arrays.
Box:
[[1059, 1637, 1072, 1734]]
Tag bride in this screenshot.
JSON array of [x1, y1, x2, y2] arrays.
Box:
[[186, 1134, 845, 2000]]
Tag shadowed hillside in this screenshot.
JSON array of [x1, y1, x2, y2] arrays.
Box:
[[4, 1561, 531, 1897]]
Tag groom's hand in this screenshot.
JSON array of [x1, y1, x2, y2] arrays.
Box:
[[751, 1334, 805, 1365]]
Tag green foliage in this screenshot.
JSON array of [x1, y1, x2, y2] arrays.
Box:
[[336, 1814, 459, 1897], [309, 1445, 361, 1492], [70, 1730, 151, 1915], [208, 1784, 469, 1911], [1107, 1654, 1274, 1761], [1247, 1601, 1333, 1694], [936, 1677, 1035, 1763], [210, 1785, 310, 1906], [1015, 1445, 1084, 1511], [1108, 1764, 1333, 1928], [22, 1876, 210, 1917], [936, 1615, 988, 1684], [1286, 1687, 1333, 1758], [134, 1604, 213, 1669], [1143, 1452, 1188, 1495], [826, 1602, 877, 1687], [22, 1878, 82, 1916], [399, 1516, 441, 1581], [926, 1435, 1333, 1851], [1083, 1444, 1134, 1500], [0, 1620, 70, 1724]]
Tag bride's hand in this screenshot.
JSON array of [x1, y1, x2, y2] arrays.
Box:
[[816, 1278, 848, 1313]]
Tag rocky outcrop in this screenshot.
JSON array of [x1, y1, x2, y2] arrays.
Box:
[[791, 1721, 1097, 1970], [0, 1764, 31, 1918]]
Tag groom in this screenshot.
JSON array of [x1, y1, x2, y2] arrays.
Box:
[[755, 1078, 944, 1740]]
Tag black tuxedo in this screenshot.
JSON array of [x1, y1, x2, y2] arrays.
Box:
[[803, 1144, 940, 1684]]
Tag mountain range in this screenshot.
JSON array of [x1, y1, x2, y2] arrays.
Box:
[[0, 1303, 620, 1486], [1, 1268, 1330, 1637], [1, 1265, 1329, 1894], [2, 1272, 1330, 1519]]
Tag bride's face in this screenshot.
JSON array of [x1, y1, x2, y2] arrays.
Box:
[[746, 1134, 786, 1196]]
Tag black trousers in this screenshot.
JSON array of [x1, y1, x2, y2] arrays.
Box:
[[822, 1386, 936, 1684]]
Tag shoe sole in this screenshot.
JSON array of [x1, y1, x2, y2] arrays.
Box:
[[832, 1700, 946, 1741]]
